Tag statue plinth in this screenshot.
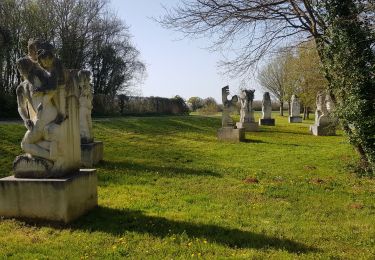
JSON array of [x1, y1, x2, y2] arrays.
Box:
[[310, 124, 336, 136], [288, 116, 302, 123], [81, 141, 104, 167], [0, 169, 97, 223], [217, 127, 245, 142], [259, 118, 275, 126], [236, 121, 259, 131]]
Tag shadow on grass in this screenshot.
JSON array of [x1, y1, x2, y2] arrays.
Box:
[[72, 207, 318, 253], [98, 160, 222, 178]]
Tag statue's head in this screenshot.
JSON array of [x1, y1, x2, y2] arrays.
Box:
[[37, 49, 55, 70], [263, 92, 270, 100], [240, 89, 255, 102], [28, 38, 54, 61]]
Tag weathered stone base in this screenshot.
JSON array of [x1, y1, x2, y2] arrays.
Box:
[[217, 127, 245, 142], [310, 124, 336, 136], [236, 122, 259, 132], [0, 169, 97, 223], [288, 116, 302, 123], [259, 118, 275, 126], [81, 141, 103, 167]]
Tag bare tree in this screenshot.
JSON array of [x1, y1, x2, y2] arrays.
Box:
[[159, 0, 375, 174], [257, 52, 295, 116]]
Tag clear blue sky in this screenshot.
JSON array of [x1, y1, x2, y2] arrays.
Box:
[[110, 0, 262, 102]]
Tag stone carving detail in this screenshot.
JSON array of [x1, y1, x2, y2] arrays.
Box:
[[13, 39, 81, 178], [78, 70, 93, 144], [221, 85, 238, 127]]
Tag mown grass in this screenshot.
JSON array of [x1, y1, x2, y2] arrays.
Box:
[[0, 113, 374, 259]]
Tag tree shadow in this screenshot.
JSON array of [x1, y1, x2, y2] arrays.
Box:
[[98, 160, 222, 178], [69, 207, 318, 254], [242, 139, 266, 144]]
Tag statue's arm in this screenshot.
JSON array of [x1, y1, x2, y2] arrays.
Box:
[[16, 83, 33, 129]]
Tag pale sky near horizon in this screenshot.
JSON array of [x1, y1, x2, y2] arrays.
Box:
[[110, 0, 263, 103]]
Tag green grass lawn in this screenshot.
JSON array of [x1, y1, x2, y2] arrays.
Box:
[[0, 113, 374, 259]]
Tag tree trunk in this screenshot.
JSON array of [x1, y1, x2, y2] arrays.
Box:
[[303, 106, 307, 120], [279, 100, 284, 116], [287, 101, 291, 117], [307, 107, 310, 119]]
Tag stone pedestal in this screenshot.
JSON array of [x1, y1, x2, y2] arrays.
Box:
[[81, 141, 103, 167], [236, 122, 258, 132], [217, 127, 245, 142], [310, 124, 336, 136], [288, 116, 302, 123], [259, 118, 275, 126], [0, 169, 97, 223]]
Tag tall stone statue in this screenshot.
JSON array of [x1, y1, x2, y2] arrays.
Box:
[[78, 70, 103, 167], [218, 85, 245, 142], [13, 39, 80, 178], [310, 91, 337, 136], [288, 94, 302, 123], [236, 89, 259, 131], [0, 39, 97, 223], [259, 92, 275, 126]]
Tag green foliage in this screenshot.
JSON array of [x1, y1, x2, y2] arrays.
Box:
[[317, 0, 375, 174], [187, 96, 204, 111], [0, 115, 374, 258]]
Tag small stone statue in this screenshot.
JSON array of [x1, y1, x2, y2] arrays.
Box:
[[221, 85, 238, 127], [78, 70, 93, 144], [259, 92, 275, 126], [288, 94, 302, 123], [236, 89, 259, 131], [310, 91, 337, 136], [218, 85, 245, 142]]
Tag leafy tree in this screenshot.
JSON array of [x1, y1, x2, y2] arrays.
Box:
[[187, 96, 204, 111]]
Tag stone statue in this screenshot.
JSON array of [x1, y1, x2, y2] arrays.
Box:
[[259, 92, 275, 126], [288, 94, 302, 123], [218, 85, 245, 142], [0, 38, 97, 224], [78, 70, 93, 144], [13, 39, 81, 178], [221, 85, 238, 127], [239, 89, 255, 123], [314, 91, 324, 125], [310, 91, 337, 136], [262, 92, 272, 119], [78, 70, 103, 167], [236, 89, 259, 131]]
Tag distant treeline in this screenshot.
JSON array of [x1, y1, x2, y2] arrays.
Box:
[[93, 95, 189, 116]]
